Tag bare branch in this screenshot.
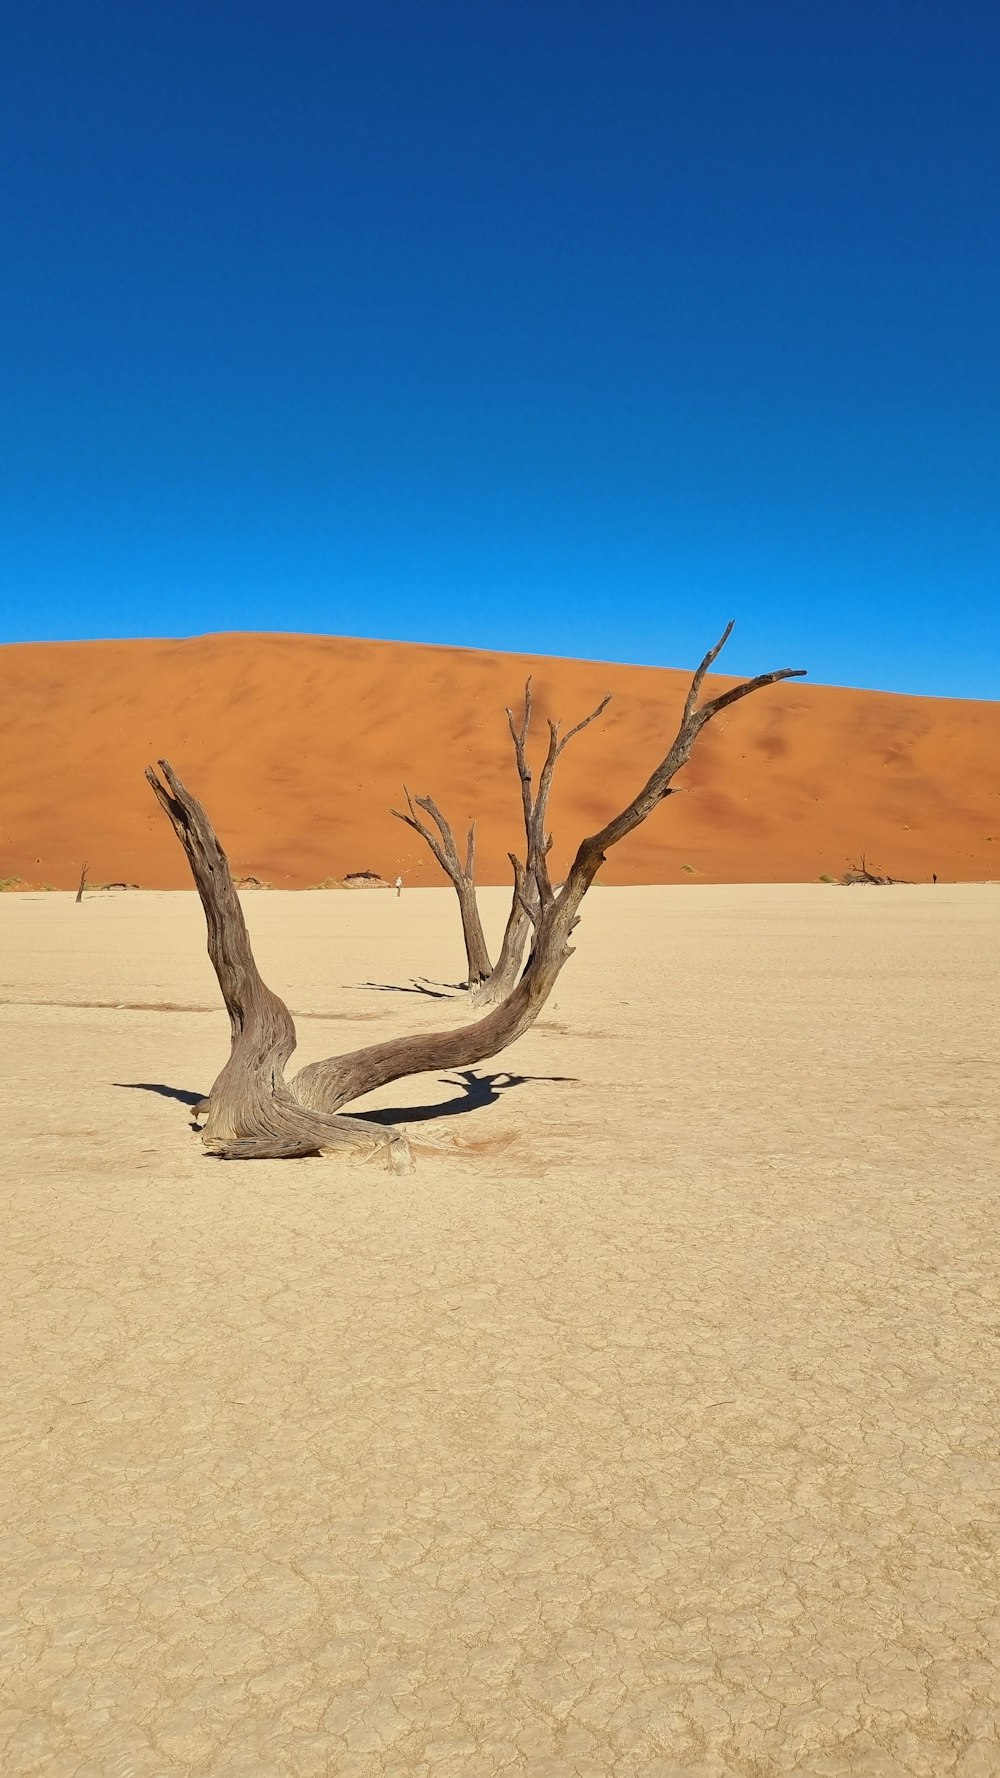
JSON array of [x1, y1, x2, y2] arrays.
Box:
[[528, 721, 563, 907], [505, 675, 533, 750], [390, 786, 458, 884], [560, 626, 804, 900], [555, 693, 612, 757], [502, 679, 614, 927], [413, 794, 464, 876], [696, 665, 803, 728], [390, 785, 492, 985], [509, 852, 539, 927], [506, 678, 535, 836], [390, 785, 436, 845], [526, 694, 612, 909], [682, 620, 735, 725]]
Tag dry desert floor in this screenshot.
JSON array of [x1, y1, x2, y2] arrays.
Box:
[[2, 883, 998, 1778]]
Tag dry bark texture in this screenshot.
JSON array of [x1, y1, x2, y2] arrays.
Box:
[[392, 679, 611, 1008], [149, 624, 805, 1162], [145, 763, 411, 1170], [470, 678, 613, 1010]]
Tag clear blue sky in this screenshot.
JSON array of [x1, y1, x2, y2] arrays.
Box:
[[2, 2, 998, 697]]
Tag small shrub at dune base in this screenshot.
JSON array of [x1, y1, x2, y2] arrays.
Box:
[[0, 876, 24, 891], [680, 862, 698, 875], [819, 873, 837, 883]]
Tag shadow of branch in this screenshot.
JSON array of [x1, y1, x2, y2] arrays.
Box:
[[115, 1082, 207, 1107], [351, 978, 466, 1000], [345, 1068, 577, 1127]]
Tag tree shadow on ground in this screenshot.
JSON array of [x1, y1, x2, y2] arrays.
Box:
[[115, 1069, 577, 1130], [352, 977, 466, 1000], [116, 1081, 206, 1107], [345, 1068, 577, 1126]]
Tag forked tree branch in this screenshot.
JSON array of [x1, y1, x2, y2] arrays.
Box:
[[568, 638, 803, 879], [681, 619, 734, 725], [390, 785, 492, 985], [529, 695, 611, 907], [391, 787, 463, 882], [504, 680, 611, 910], [470, 678, 610, 1007], [146, 760, 410, 1167]]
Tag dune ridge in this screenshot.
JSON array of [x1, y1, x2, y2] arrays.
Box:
[[1, 630, 997, 889]]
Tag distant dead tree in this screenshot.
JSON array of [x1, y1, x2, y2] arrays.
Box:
[[389, 790, 492, 987], [842, 854, 912, 886], [390, 679, 610, 1003], [75, 861, 88, 904], [146, 623, 804, 1167]]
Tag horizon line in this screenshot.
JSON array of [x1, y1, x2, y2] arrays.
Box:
[[1, 626, 995, 708]]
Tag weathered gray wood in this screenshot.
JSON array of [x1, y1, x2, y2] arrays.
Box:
[[145, 761, 410, 1168], [470, 678, 610, 1006], [390, 788, 493, 985]]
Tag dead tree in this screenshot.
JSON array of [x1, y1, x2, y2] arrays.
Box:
[[147, 623, 804, 1164], [390, 790, 492, 986], [75, 861, 88, 903], [842, 854, 912, 886], [390, 679, 610, 1004], [470, 679, 611, 1008]]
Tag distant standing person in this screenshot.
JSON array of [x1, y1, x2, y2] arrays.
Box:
[[395, 875, 403, 897]]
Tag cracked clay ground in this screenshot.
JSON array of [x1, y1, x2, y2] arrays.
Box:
[[2, 883, 998, 1778]]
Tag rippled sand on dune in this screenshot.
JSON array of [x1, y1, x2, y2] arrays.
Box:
[[2, 630, 999, 889]]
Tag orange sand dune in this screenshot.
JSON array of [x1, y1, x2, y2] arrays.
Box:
[[1, 631, 997, 888]]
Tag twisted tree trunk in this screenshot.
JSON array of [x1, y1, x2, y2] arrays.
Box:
[[146, 763, 411, 1168], [471, 884, 534, 1008], [149, 624, 804, 1162]]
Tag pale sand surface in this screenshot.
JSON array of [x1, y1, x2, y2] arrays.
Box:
[[2, 884, 998, 1777]]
